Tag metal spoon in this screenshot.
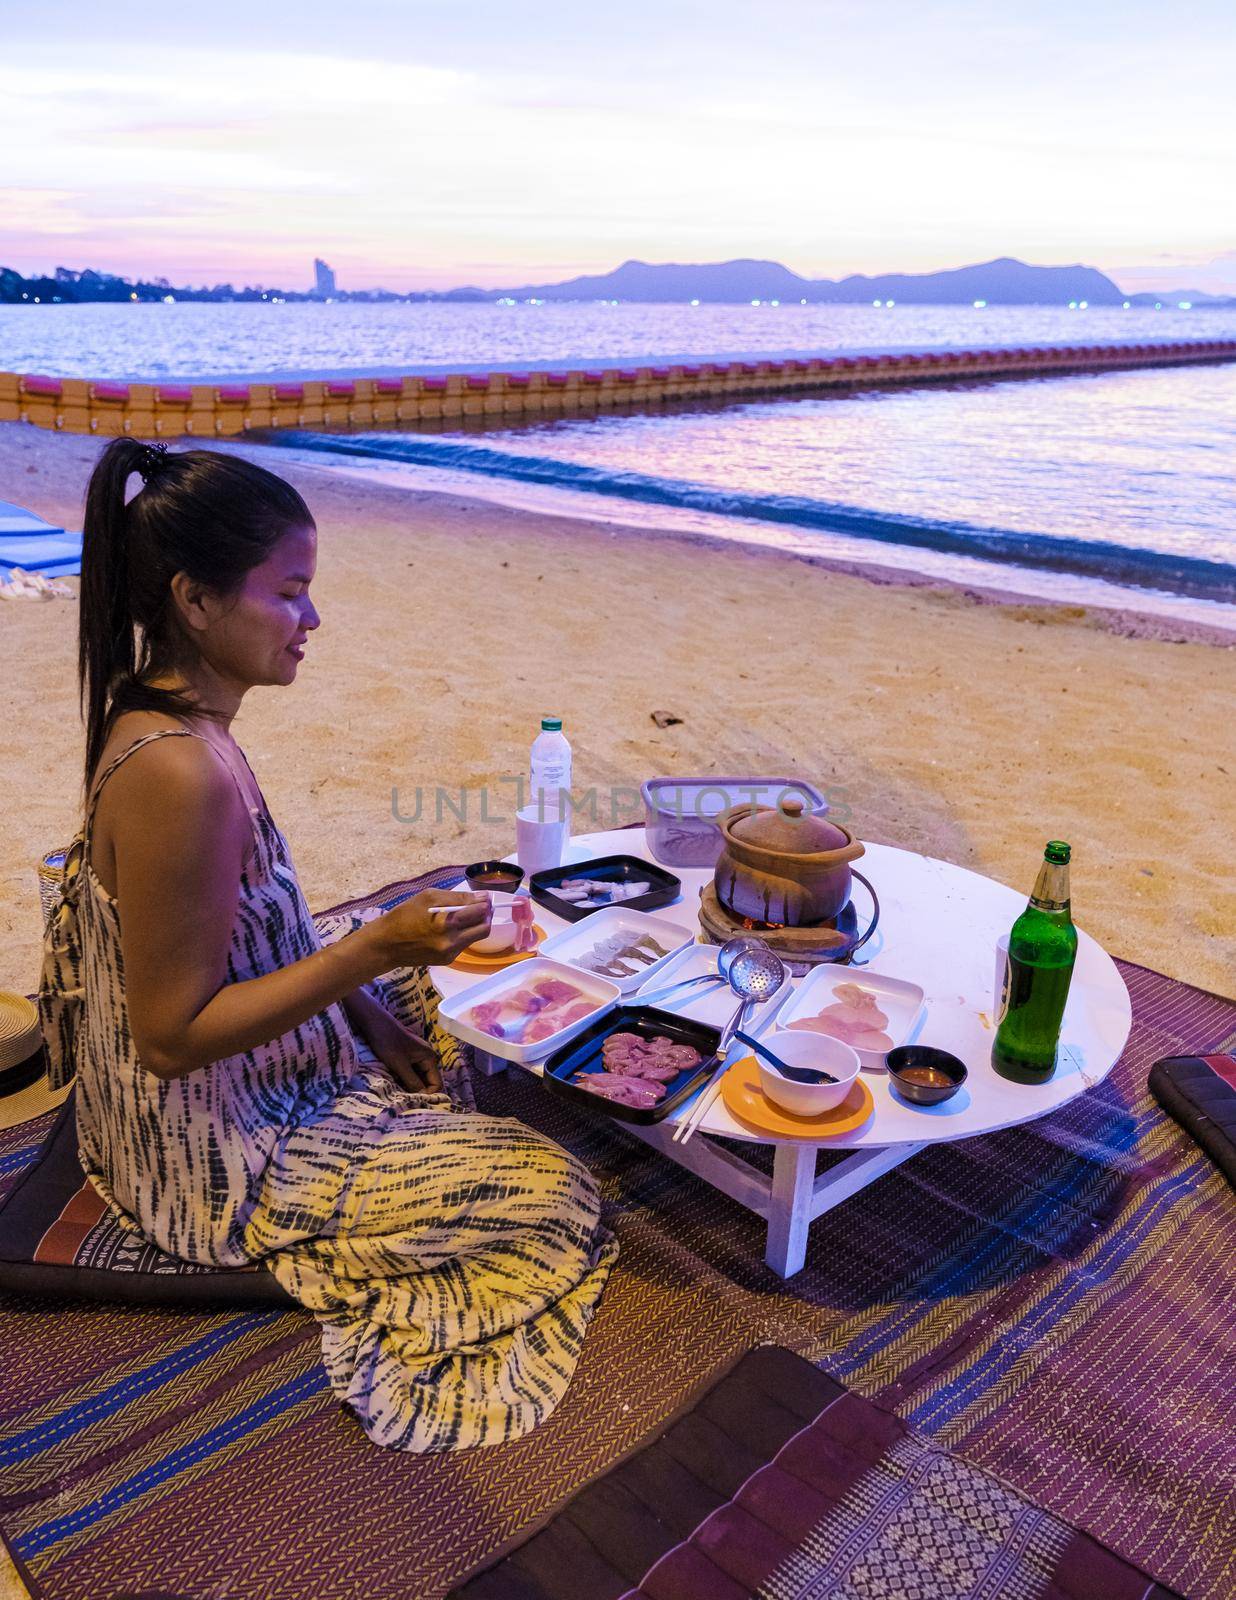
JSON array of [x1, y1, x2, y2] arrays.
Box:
[[734, 1029, 839, 1084]]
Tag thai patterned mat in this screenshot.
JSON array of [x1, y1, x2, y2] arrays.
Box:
[[0, 956, 1233, 1600], [449, 1344, 1180, 1600]]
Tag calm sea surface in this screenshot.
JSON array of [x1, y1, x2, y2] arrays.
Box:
[[4, 301, 1235, 622]]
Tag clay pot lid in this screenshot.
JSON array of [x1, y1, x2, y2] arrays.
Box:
[[730, 798, 849, 856]]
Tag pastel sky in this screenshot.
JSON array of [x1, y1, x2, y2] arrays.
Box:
[[3, 0, 1234, 293]]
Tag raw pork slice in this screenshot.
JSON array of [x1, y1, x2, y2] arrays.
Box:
[[603, 1032, 646, 1053], [657, 1043, 704, 1070], [619, 1057, 680, 1082], [787, 985, 893, 1052], [533, 977, 583, 1005], [573, 1072, 665, 1108], [511, 896, 537, 952]]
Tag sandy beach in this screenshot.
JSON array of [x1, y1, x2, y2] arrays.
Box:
[[1, 420, 1233, 1000]]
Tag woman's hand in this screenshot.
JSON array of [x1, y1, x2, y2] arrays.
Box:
[[365, 889, 492, 972], [342, 982, 444, 1094], [362, 1007, 444, 1095]]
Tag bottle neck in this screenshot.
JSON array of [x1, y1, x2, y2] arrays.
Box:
[[1029, 858, 1071, 913]]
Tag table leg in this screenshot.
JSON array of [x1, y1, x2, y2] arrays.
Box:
[[766, 1143, 817, 1277], [764, 1141, 926, 1278]]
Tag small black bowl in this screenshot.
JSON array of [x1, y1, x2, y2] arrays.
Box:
[[886, 1045, 968, 1106], [463, 860, 525, 894]]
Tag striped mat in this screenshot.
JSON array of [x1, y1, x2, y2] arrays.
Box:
[[0, 958, 1233, 1600]]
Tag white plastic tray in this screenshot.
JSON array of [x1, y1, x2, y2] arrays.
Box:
[[437, 958, 621, 1066], [773, 965, 926, 1071], [539, 906, 696, 995], [630, 942, 794, 1046]]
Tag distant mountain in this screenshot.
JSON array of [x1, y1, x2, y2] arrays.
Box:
[[10, 257, 1230, 313], [452, 255, 1126, 306]]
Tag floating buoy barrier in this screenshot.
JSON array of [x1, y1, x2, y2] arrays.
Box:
[[1, 341, 1233, 439]]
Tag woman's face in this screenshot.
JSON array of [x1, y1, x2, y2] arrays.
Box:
[[195, 524, 321, 690]]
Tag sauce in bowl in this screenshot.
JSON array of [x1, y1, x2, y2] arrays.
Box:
[[465, 859, 525, 894]]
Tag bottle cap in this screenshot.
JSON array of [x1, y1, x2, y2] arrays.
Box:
[[540, 716, 563, 731], [1045, 840, 1071, 864]]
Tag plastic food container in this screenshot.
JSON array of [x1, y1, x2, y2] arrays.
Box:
[[641, 777, 829, 868], [529, 855, 681, 922], [436, 959, 620, 1066], [538, 906, 694, 994], [630, 943, 794, 1035]]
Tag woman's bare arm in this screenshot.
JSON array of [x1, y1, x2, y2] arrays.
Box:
[[101, 738, 487, 1078]]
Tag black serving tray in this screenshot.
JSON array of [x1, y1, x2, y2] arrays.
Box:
[[529, 854, 681, 922], [542, 1005, 722, 1125]]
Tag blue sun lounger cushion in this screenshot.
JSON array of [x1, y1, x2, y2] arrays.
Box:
[[0, 499, 82, 577]]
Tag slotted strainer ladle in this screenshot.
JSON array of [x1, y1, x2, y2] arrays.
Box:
[[673, 939, 787, 1146], [717, 941, 788, 1050]]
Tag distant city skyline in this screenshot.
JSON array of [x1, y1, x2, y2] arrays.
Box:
[[2, 0, 1233, 295]]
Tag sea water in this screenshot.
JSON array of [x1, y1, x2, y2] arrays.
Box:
[[3, 301, 1235, 621]]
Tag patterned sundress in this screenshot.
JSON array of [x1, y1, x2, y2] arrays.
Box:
[[62, 727, 617, 1452]]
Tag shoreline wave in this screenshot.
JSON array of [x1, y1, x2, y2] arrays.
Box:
[[271, 429, 1236, 604]]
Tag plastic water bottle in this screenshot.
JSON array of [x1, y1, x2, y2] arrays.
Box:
[[529, 716, 572, 830]]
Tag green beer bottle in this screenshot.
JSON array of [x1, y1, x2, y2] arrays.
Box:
[[991, 841, 1077, 1084]]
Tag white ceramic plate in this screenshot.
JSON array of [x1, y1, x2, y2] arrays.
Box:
[[773, 965, 926, 1071], [437, 958, 621, 1066], [540, 906, 695, 994]]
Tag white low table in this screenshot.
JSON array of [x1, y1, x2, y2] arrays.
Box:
[[432, 828, 1132, 1277]]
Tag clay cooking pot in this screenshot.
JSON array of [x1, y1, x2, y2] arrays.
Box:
[[714, 798, 864, 925]]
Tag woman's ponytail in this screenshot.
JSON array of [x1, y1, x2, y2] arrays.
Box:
[[79, 439, 151, 787], [77, 439, 313, 788]]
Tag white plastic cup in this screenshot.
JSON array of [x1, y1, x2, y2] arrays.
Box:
[[516, 805, 567, 875], [993, 935, 1010, 1022]]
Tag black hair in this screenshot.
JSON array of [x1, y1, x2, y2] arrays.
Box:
[[79, 440, 313, 786]]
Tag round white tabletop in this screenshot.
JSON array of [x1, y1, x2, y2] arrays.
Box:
[[431, 828, 1132, 1152]]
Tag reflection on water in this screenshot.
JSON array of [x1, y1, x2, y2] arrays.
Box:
[[433, 363, 1236, 571], [2, 299, 1235, 379]]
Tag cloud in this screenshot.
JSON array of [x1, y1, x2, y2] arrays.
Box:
[[2, 22, 1234, 290]]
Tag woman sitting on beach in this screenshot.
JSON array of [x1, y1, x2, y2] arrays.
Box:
[[43, 439, 616, 1453]]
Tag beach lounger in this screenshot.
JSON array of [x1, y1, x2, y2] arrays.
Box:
[[0, 499, 82, 577]]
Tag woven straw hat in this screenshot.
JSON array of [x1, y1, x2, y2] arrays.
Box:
[[0, 993, 41, 1073]]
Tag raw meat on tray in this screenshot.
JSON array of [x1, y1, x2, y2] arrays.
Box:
[[576, 1073, 666, 1108], [786, 981, 894, 1052], [552, 877, 653, 909], [464, 977, 597, 1043], [572, 1031, 706, 1107]]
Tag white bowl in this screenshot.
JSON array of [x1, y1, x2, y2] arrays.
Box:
[[465, 891, 522, 955], [753, 1030, 861, 1116], [469, 916, 518, 955]]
